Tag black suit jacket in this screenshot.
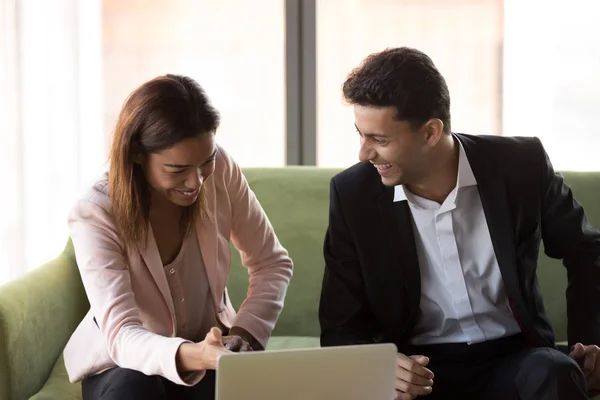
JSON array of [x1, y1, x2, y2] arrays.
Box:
[[319, 134, 600, 353]]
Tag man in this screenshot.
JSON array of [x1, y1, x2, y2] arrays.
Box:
[[318, 47, 600, 400]]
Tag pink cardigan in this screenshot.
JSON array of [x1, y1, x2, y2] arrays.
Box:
[[63, 146, 293, 385]]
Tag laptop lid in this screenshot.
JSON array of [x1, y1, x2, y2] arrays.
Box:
[[216, 343, 397, 400]]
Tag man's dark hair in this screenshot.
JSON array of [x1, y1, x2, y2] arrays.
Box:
[[343, 47, 451, 133]]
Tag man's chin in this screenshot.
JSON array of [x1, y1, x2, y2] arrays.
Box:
[[380, 175, 401, 187]]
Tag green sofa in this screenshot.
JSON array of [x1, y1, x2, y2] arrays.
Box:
[[0, 167, 598, 400]]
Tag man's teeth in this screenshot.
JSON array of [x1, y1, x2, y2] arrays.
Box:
[[374, 163, 392, 170]]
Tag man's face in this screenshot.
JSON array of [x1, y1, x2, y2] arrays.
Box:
[[354, 105, 428, 187]]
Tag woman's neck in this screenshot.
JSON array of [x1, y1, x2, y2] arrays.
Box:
[[149, 192, 182, 224]]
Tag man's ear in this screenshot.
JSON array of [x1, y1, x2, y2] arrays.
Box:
[[422, 118, 444, 146]]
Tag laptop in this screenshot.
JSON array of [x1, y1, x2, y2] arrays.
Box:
[[216, 343, 397, 400]]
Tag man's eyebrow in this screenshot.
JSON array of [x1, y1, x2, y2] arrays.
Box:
[[163, 149, 218, 168], [354, 124, 388, 138]]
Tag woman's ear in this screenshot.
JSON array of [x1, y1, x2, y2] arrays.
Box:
[[131, 143, 144, 164], [133, 153, 143, 164]]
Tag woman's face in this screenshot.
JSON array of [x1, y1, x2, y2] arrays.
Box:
[[143, 133, 216, 208]]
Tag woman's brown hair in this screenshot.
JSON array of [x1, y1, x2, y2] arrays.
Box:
[[108, 74, 220, 254]]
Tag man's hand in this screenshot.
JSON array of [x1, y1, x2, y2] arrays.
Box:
[[222, 335, 253, 352], [569, 343, 600, 395], [395, 353, 434, 399], [226, 325, 262, 351]]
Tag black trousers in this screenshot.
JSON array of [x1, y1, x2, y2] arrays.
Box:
[[81, 367, 215, 400], [406, 334, 589, 400]]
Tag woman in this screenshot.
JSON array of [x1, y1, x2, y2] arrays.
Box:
[[63, 74, 293, 399]]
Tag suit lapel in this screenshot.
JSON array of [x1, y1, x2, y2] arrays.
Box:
[[473, 169, 523, 303], [458, 135, 544, 342], [196, 177, 224, 311], [376, 186, 420, 332], [458, 135, 521, 300], [139, 227, 176, 321]]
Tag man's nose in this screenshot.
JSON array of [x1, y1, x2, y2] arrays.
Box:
[[358, 142, 376, 162]]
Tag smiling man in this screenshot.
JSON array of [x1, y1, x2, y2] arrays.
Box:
[[318, 47, 600, 400]]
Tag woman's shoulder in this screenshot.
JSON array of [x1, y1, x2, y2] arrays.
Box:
[[66, 172, 121, 240], [71, 172, 111, 213], [213, 144, 243, 185], [214, 144, 236, 173]]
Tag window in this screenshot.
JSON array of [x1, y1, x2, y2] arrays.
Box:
[[0, 0, 286, 284], [103, 0, 286, 167], [503, 0, 600, 171], [0, 0, 105, 283], [315, 0, 503, 167]]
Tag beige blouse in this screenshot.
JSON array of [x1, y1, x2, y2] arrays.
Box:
[[161, 228, 217, 342]]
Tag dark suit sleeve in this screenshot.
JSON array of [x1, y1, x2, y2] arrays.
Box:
[[535, 137, 600, 348], [319, 177, 377, 347]]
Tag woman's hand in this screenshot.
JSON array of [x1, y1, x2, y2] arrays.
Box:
[[176, 327, 233, 372]]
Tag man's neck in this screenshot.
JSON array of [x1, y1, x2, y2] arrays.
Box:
[[406, 135, 459, 205]]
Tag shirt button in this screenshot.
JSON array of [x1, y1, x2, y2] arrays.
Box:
[[169, 268, 175, 275], [180, 298, 185, 303]]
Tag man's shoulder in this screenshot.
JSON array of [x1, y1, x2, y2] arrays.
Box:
[[458, 133, 550, 193], [331, 161, 383, 199], [457, 133, 543, 155]]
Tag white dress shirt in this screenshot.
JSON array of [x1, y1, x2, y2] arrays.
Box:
[[395, 141, 521, 345]]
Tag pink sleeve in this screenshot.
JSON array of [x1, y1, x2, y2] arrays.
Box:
[[223, 150, 294, 348]]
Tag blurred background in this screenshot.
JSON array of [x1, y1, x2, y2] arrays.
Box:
[[0, 0, 599, 284]]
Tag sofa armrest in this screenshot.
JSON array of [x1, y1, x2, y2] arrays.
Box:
[[0, 241, 88, 400], [28, 353, 82, 400]]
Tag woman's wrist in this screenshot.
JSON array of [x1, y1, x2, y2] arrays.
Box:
[[176, 342, 206, 372]]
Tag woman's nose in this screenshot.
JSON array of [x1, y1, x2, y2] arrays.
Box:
[[185, 170, 202, 190]]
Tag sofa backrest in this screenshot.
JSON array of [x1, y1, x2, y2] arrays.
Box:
[[227, 168, 600, 341], [536, 172, 600, 341], [226, 167, 339, 337]]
